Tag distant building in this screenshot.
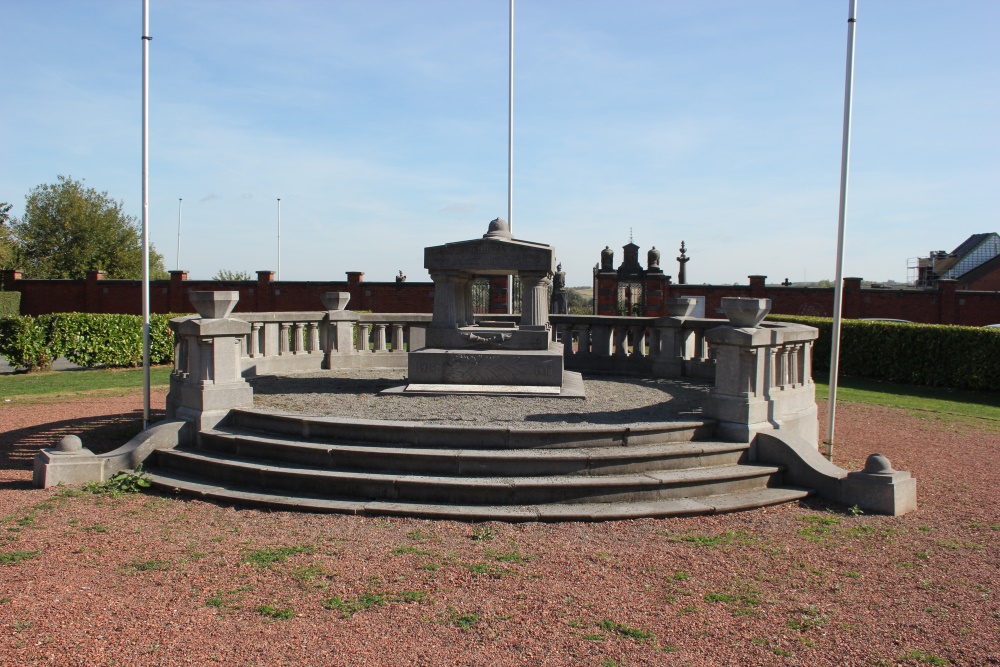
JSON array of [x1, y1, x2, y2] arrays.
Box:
[[912, 233, 1000, 290]]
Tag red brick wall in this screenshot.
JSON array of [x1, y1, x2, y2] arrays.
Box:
[[6, 270, 1000, 326]]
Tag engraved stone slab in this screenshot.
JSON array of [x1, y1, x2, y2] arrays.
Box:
[[409, 347, 564, 387], [404, 384, 562, 395]]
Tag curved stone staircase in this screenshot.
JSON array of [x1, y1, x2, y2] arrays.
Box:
[[145, 409, 811, 521]]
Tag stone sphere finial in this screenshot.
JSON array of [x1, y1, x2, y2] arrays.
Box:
[[484, 218, 512, 240], [57, 435, 83, 453], [863, 453, 895, 474]]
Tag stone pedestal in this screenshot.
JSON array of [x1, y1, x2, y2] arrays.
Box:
[[167, 292, 254, 430], [841, 454, 917, 516]]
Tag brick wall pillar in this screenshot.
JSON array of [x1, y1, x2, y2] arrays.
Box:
[[748, 275, 767, 298], [643, 274, 671, 317], [169, 270, 188, 313], [938, 279, 958, 325], [2, 270, 21, 291], [346, 272, 364, 310], [842, 277, 863, 318], [256, 271, 274, 312], [596, 274, 617, 316], [85, 270, 105, 313]]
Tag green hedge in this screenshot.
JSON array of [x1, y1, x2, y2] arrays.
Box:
[[0, 313, 181, 371], [767, 315, 1000, 391], [0, 292, 20, 317]]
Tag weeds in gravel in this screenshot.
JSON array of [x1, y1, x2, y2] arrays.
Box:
[[243, 544, 315, 568], [323, 593, 386, 617], [255, 604, 295, 621], [292, 563, 335, 589], [464, 561, 511, 578], [787, 605, 827, 632], [665, 530, 752, 547], [449, 609, 479, 630], [84, 465, 152, 497], [470, 525, 496, 542], [900, 649, 949, 665], [597, 618, 654, 642], [406, 529, 436, 541], [0, 550, 39, 566], [797, 514, 841, 541], [122, 558, 171, 573]]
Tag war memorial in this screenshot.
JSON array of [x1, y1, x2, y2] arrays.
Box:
[[33, 220, 916, 520]]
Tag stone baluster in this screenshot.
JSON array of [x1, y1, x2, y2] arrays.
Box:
[[308, 322, 320, 354], [279, 323, 290, 356], [249, 323, 261, 358], [559, 323, 575, 358], [613, 325, 629, 357], [373, 324, 388, 352], [575, 325, 591, 357], [357, 323, 372, 352], [391, 324, 405, 352], [591, 323, 612, 357], [630, 325, 647, 357], [292, 322, 305, 355], [788, 343, 801, 388]]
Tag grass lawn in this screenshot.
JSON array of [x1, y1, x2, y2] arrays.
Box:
[[814, 370, 1000, 421], [0, 365, 173, 399]]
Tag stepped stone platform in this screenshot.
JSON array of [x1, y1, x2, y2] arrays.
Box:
[[143, 370, 812, 520]]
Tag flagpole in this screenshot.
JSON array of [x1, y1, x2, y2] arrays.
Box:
[[176, 198, 182, 270], [141, 0, 151, 429], [826, 0, 859, 461], [506, 0, 514, 315], [277, 198, 282, 280]]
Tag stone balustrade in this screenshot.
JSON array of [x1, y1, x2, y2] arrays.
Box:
[[548, 314, 719, 379], [235, 311, 432, 376]]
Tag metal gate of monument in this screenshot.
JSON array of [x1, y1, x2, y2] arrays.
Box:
[[470, 277, 523, 314], [618, 281, 643, 316]]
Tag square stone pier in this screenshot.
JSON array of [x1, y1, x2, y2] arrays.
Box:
[[404, 218, 580, 396]]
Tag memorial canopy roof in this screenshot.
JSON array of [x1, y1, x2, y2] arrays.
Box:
[[424, 220, 554, 276]]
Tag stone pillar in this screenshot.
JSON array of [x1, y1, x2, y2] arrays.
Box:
[[256, 271, 274, 312], [519, 271, 550, 329], [843, 277, 863, 319], [704, 320, 819, 446], [1, 270, 21, 292], [748, 275, 767, 298], [463, 275, 475, 326], [308, 322, 320, 354], [165, 291, 253, 431], [937, 279, 958, 325], [429, 271, 459, 330], [454, 274, 469, 327]]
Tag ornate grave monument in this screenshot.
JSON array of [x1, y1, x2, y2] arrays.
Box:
[[403, 218, 583, 396]]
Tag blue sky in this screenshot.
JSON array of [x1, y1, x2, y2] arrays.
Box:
[[2, 1, 997, 286]]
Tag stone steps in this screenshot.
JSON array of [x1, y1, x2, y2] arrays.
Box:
[[197, 426, 750, 476], [147, 468, 810, 522], [144, 409, 813, 520]]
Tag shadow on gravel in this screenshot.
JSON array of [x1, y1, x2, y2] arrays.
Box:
[[0, 408, 167, 472]]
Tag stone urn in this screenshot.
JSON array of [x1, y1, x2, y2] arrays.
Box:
[[321, 292, 351, 311], [664, 297, 697, 318], [189, 291, 239, 319], [720, 297, 771, 328]]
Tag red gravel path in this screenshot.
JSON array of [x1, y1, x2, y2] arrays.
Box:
[[0, 390, 997, 666]]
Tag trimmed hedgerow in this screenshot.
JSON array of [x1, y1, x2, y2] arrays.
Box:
[[0, 315, 55, 370], [0, 313, 181, 371], [0, 292, 20, 317], [767, 314, 1000, 391]]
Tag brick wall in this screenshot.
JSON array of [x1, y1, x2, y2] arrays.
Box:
[[5, 270, 1000, 326]]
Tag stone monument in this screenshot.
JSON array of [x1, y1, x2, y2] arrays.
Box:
[[403, 218, 582, 396]]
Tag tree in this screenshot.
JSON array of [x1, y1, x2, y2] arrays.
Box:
[[213, 269, 253, 281], [0, 202, 16, 270], [11, 176, 167, 279]]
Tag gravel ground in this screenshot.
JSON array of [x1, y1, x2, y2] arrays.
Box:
[[251, 369, 713, 427], [0, 380, 998, 666]]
